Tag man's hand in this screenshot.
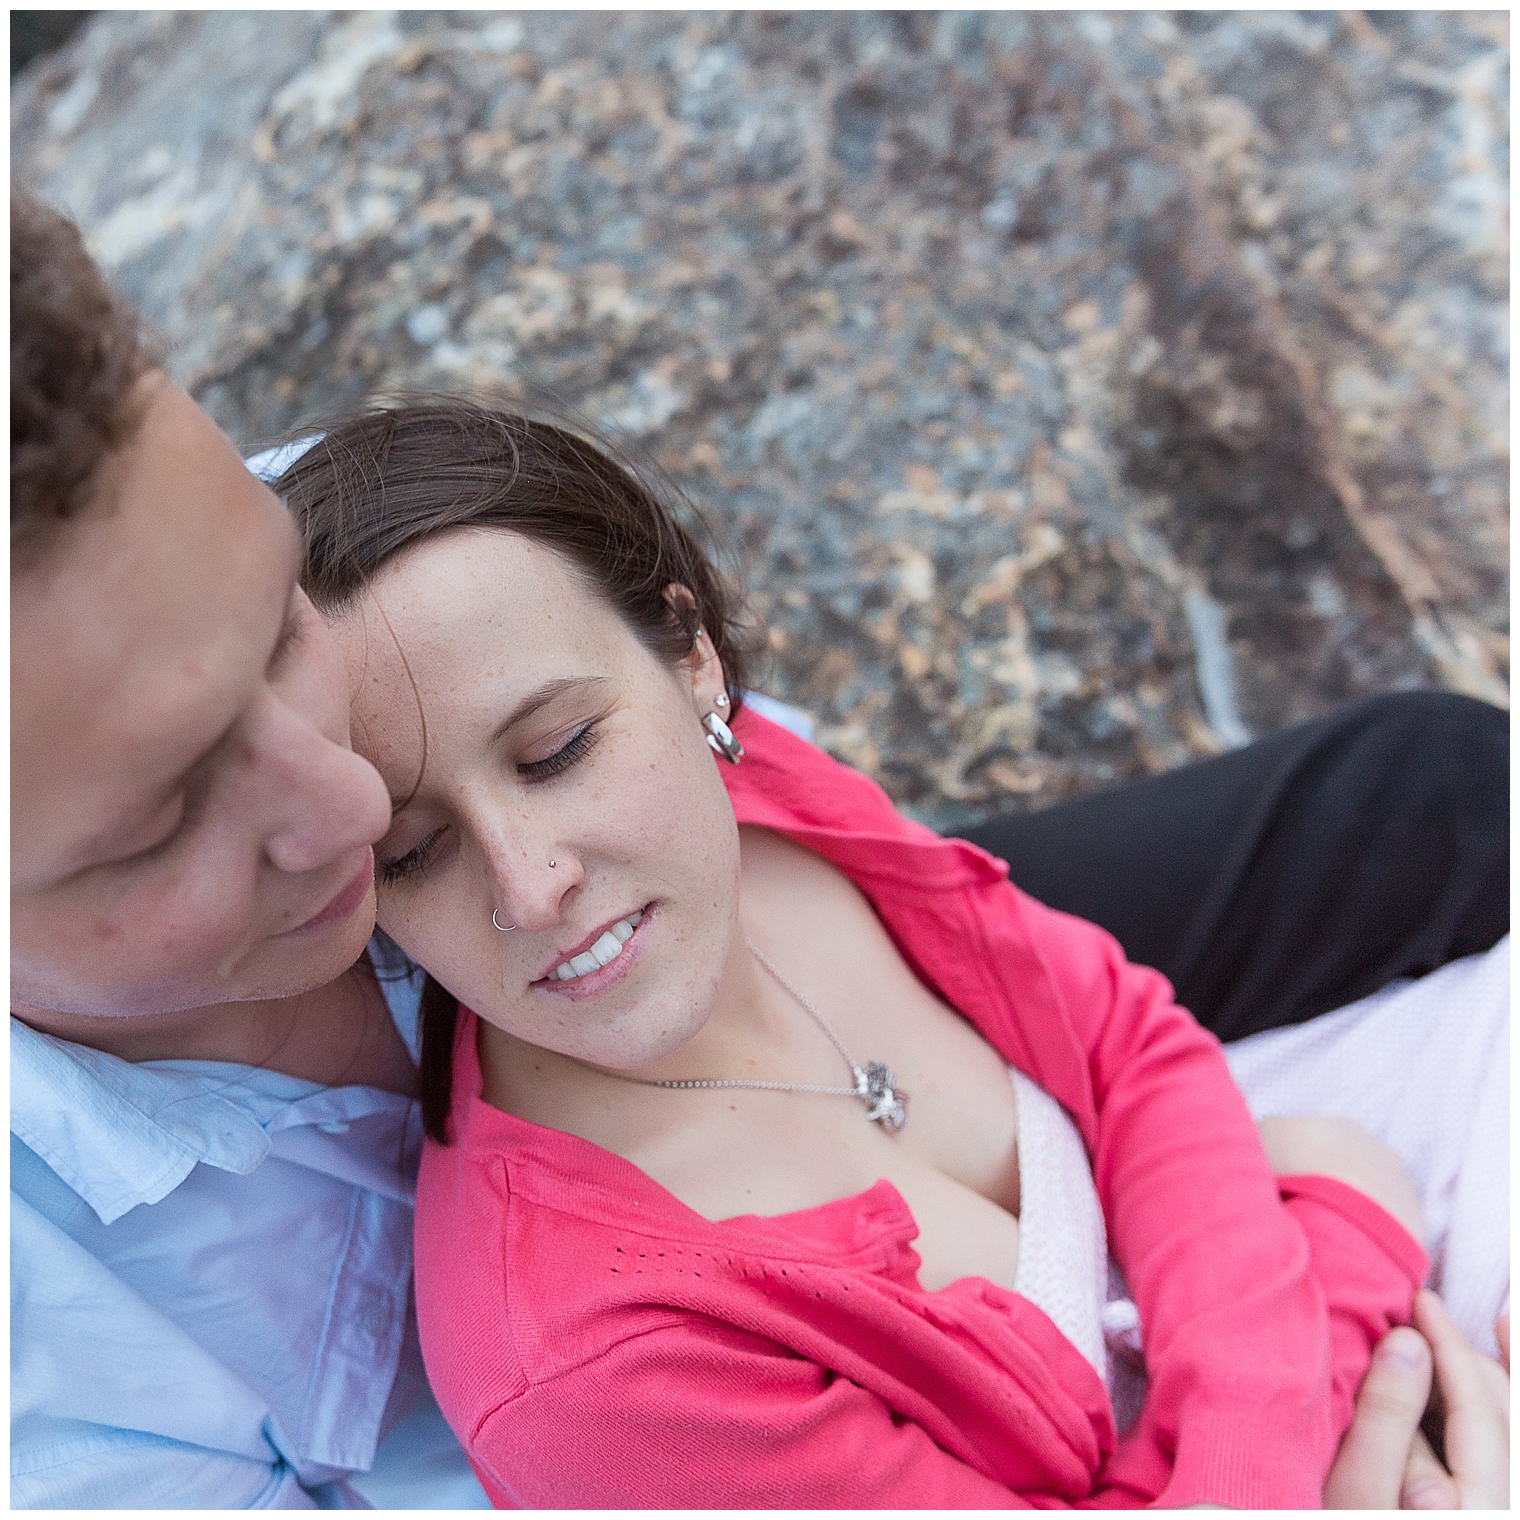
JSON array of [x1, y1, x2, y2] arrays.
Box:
[[1325, 1325, 1444, 1508], [1412, 1290, 1509, 1509], [1324, 1295, 1509, 1508], [1256, 1115, 1424, 1243]]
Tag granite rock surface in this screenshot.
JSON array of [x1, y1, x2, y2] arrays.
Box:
[[14, 10, 1507, 830]]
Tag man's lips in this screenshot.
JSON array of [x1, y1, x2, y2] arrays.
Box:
[[279, 849, 375, 937]]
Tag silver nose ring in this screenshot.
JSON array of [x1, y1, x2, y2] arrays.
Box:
[[492, 909, 517, 932]]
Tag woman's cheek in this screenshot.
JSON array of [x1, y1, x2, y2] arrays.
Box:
[[392, 897, 491, 1002], [375, 901, 438, 977]]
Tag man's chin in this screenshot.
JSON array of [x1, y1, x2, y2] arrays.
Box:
[[12, 899, 380, 1027], [242, 896, 380, 1000]]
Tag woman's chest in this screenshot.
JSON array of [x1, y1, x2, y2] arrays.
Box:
[[636, 830, 1028, 1290], [639, 1098, 1023, 1292]]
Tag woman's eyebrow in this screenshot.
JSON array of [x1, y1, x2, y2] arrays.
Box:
[[490, 676, 610, 745]]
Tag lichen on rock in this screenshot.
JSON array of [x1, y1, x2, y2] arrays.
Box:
[[13, 10, 1506, 831]]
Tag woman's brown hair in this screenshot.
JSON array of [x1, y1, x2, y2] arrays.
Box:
[[275, 393, 751, 1142]]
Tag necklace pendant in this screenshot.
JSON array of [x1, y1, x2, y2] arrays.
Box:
[[857, 1061, 909, 1132]]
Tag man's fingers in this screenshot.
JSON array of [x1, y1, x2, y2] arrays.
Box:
[[1324, 1326, 1433, 1509], [1414, 1290, 1506, 1414], [1413, 1289, 1510, 1509], [1400, 1429, 1458, 1510]]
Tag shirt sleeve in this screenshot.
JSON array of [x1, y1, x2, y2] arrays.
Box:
[[465, 1318, 1036, 1508], [997, 893, 1423, 1509]]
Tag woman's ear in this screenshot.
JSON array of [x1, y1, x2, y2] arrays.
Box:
[[661, 582, 724, 711]]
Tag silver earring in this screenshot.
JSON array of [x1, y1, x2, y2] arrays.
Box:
[[492, 909, 517, 932], [714, 691, 729, 709], [548, 859, 557, 869], [704, 710, 744, 764]]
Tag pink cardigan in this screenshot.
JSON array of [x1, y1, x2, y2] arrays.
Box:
[[416, 709, 1426, 1508]]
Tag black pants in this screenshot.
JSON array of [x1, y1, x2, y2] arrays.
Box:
[[959, 691, 1508, 1043]]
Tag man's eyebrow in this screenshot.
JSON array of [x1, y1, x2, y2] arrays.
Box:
[[265, 529, 307, 671], [266, 586, 305, 671], [78, 526, 305, 868], [139, 542, 303, 822], [490, 676, 611, 746]]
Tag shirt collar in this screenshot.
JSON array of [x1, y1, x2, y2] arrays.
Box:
[[11, 1017, 278, 1225], [11, 940, 426, 1227]]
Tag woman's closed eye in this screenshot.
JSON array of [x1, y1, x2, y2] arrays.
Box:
[[379, 829, 444, 886], [378, 725, 600, 886], [518, 722, 598, 781]]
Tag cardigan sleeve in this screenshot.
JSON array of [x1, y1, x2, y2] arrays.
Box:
[[448, 1180, 1424, 1513], [1078, 1177, 1427, 1508], [996, 894, 1425, 1509], [1281, 1174, 1430, 1429], [464, 1319, 1035, 1509]]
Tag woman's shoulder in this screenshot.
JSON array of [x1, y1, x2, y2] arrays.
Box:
[[723, 705, 901, 830], [724, 708, 1002, 885]]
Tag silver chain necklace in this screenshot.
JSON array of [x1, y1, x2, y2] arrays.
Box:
[[624, 941, 908, 1131]]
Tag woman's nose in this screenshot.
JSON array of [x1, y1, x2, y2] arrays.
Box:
[[480, 826, 582, 933]]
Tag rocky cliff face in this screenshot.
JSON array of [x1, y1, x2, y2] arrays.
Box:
[[14, 11, 1506, 829]]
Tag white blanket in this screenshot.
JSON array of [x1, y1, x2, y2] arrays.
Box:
[[1225, 936, 1510, 1357]]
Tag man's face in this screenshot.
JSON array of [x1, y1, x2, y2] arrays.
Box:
[[11, 376, 394, 1020]]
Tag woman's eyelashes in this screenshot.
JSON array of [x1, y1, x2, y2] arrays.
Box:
[[377, 724, 601, 886], [518, 722, 598, 781], [379, 829, 444, 886]]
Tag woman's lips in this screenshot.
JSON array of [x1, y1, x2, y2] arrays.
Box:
[[279, 849, 375, 937], [534, 904, 652, 1001]]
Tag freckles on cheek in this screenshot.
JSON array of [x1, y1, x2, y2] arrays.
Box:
[[385, 907, 463, 978]]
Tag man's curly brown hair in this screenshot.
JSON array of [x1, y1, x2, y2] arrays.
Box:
[[11, 188, 160, 569]]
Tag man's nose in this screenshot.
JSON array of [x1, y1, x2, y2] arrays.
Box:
[[253, 694, 395, 875]]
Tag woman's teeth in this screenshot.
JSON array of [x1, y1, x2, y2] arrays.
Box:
[[549, 910, 643, 981]]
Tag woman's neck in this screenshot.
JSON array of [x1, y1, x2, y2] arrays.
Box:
[[476, 918, 847, 1137]]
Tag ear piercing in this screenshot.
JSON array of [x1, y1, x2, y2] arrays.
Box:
[[714, 691, 729, 709], [704, 710, 744, 764]]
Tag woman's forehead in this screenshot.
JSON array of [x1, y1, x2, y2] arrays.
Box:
[[362, 529, 617, 651], [335, 530, 636, 761], [367, 527, 575, 607]]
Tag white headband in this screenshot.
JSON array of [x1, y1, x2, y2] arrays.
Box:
[[243, 434, 324, 483]]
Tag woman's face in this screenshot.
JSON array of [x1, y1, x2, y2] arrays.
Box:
[[332, 527, 744, 1069]]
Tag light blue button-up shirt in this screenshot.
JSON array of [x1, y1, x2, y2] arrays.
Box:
[[10, 944, 488, 1509]]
